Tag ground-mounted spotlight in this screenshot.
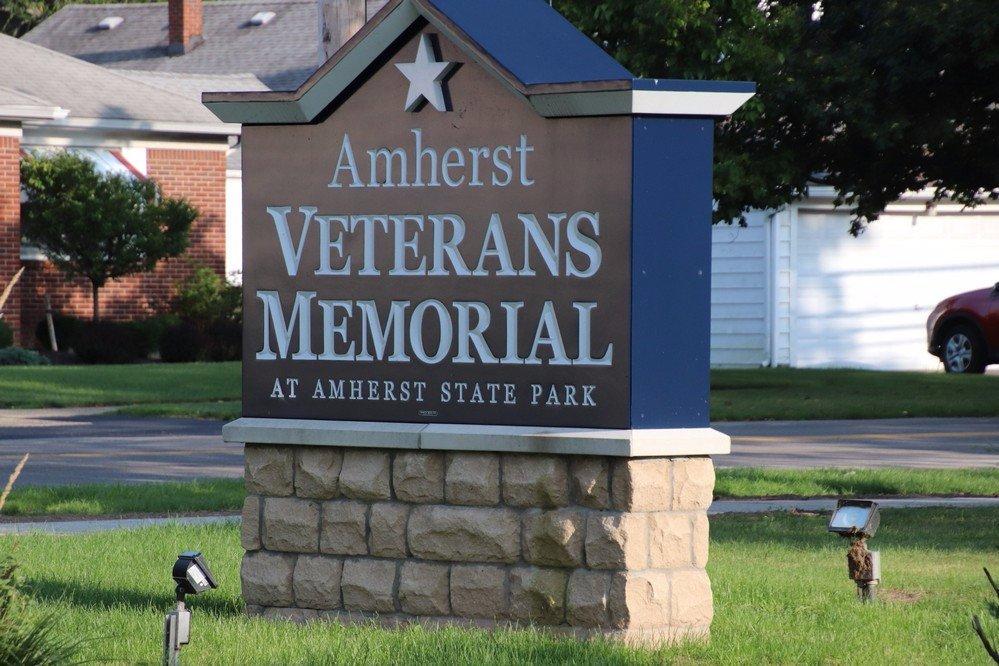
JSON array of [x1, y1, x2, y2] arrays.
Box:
[[164, 552, 218, 666], [827, 500, 881, 602]]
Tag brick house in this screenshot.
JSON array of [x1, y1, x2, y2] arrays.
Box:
[[0, 35, 258, 347]]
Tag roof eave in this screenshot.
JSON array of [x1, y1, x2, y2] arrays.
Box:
[[32, 116, 240, 138], [0, 104, 69, 122]]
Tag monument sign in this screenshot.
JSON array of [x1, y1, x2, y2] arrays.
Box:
[[208, 0, 753, 644]]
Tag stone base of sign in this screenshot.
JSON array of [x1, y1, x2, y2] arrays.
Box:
[[238, 435, 721, 647]]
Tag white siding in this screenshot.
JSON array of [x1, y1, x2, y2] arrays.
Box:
[[710, 211, 770, 366], [791, 208, 999, 370]]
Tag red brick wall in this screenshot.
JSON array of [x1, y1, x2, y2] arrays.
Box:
[[0, 133, 20, 345], [168, 0, 203, 48], [19, 147, 227, 348]]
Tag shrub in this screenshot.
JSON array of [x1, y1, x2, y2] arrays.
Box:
[[0, 348, 51, 366], [205, 318, 242, 361], [0, 556, 81, 664], [34, 314, 82, 352], [160, 322, 203, 363], [174, 265, 242, 328], [74, 321, 148, 364], [128, 314, 181, 355], [0, 320, 12, 349]]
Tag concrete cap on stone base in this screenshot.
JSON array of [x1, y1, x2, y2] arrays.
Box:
[[223, 418, 730, 458]]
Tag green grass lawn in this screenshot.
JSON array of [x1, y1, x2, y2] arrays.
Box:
[[0, 479, 244, 518], [4, 363, 999, 421], [711, 367, 999, 420], [1, 469, 994, 521], [8, 508, 997, 664], [714, 467, 999, 499], [0, 362, 240, 408]]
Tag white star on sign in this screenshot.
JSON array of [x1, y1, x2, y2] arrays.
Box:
[[395, 34, 456, 112]]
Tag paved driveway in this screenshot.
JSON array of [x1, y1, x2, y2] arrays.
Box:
[[0, 409, 996, 485], [0, 408, 241, 485], [714, 417, 999, 469]]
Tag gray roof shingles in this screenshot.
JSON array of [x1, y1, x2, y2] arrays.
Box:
[[23, 0, 320, 91], [0, 34, 229, 125]]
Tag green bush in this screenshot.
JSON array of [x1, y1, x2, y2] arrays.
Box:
[[128, 314, 181, 355], [0, 556, 81, 664], [171, 265, 241, 361], [74, 321, 147, 364], [0, 348, 50, 366], [0, 320, 12, 349], [159, 322, 202, 363], [174, 265, 241, 328], [33, 313, 82, 351]]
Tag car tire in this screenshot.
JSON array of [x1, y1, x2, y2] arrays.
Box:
[[941, 324, 987, 374]]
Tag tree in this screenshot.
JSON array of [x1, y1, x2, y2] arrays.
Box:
[[555, 0, 999, 234], [21, 152, 196, 320]]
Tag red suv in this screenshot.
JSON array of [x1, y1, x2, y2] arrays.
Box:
[[927, 283, 999, 373]]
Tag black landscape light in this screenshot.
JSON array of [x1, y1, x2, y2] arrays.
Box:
[[827, 500, 882, 602], [164, 552, 218, 666], [172, 551, 218, 598]]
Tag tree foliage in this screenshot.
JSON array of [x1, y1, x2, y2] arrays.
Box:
[[555, 0, 999, 233], [21, 152, 196, 320]]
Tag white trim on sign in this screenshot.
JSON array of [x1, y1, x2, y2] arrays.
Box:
[[631, 90, 756, 116]]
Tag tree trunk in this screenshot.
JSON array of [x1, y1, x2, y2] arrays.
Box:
[[91, 282, 100, 322]]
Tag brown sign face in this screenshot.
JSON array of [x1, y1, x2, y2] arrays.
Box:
[[241, 25, 632, 428]]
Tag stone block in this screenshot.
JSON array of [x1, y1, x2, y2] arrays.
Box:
[[648, 513, 693, 569], [293, 555, 343, 610], [245, 445, 293, 496], [398, 561, 450, 616], [692, 513, 709, 568], [241, 495, 261, 551], [523, 508, 584, 567], [320, 501, 368, 555], [263, 497, 320, 553], [502, 455, 569, 508], [408, 505, 520, 563], [393, 452, 444, 503], [450, 565, 507, 619], [339, 450, 391, 501], [611, 458, 671, 511], [609, 571, 670, 629], [241, 551, 295, 606], [585, 513, 648, 569], [509, 567, 567, 625], [569, 458, 609, 509], [670, 569, 713, 626], [262, 607, 319, 623], [369, 503, 409, 558], [567, 569, 610, 627], [672, 458, 715, 511], [295, 448, 342, 499], [444, 453, 500, 506], [341, 558, 397, 613]]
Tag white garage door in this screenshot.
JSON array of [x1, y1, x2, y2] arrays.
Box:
[[793, 208, 999, 370]]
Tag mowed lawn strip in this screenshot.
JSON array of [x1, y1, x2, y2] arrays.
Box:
[[714, 467, 999, 499], [0, 362, 240, 408], [3, 363, 999, 420], [0, 479, 244, 518], [1, 469, 993, 520], [711, 366, 999, 420], [9, 508, 997, 664]]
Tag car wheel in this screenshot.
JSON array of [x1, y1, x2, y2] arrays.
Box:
[[942, 325, 987, 374]]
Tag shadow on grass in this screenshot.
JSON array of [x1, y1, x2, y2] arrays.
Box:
[[24, 576, 242, 617], [709, 508, 999, 553]]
